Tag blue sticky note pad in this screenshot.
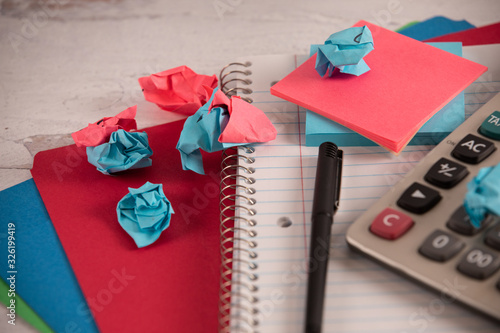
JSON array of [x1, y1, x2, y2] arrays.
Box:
[[397, 16, 475, 41], [306, 42, 464, 147], [0, 180, 99, 333]]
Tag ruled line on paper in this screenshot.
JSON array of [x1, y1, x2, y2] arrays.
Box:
[[228, 54, 499, 333]]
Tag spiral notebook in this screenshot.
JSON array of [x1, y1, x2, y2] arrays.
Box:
[[31, 121, 221, 333], [218, 55, 499, 332]]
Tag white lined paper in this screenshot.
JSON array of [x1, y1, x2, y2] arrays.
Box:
[[229, 54, 499, 333]]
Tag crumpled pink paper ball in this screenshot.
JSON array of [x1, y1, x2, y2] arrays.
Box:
[[71, 105, 137, 147], [138, 66, 218, 115]]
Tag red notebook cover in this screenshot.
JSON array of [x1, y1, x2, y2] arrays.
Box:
[[31, 120, 221, 333], [425, 22, 500, 45]]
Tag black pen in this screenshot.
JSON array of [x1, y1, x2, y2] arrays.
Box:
[[305, 142, 343, 333]]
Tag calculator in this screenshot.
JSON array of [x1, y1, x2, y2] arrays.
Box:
[[346, 92, 500, 321]]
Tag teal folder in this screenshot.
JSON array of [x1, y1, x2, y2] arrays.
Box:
[[0, 180, 99, 333]]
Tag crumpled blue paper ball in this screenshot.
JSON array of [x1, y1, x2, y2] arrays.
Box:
[[315, 25, 374, 77], [86, 129, 153, 174], [116, 182, 174, 248], [464, 163, 500, 228], [176, 88, 232, 175]]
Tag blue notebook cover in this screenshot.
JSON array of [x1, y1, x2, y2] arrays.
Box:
[[0, 179, 99, 333], [306, 42, 465, 147], [397, 16, 474, 41]]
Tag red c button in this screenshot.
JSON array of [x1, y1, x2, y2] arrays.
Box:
[[370, 208, 414, 240]]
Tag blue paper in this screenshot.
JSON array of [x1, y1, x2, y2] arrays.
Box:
[[397, 16, 475, 41], [176, 87, 242, 174], [87, 129, 153, 174], [306, 42, 465, 147], [314, 25, 374, 77], [0, 180, 99, 333], [464, 163, 500, 228], [117, 182, 174, 248]]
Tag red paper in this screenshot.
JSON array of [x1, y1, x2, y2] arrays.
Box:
[[32, 120, 221, 333], [71, 105, 137, 147], [207, 87, 277, 143], [271, 20, 488, 153], [220, 96, 277, 143], [139, 66, 218, 115], [208, 85, 231, 109], [425, 22, 500, 46]]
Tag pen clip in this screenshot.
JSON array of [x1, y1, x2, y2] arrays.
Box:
[[334, 149, 343, 213]]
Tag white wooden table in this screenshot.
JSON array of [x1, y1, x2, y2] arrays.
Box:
[[1, 0, 499, 331]]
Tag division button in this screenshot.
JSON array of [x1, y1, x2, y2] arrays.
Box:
[[370, 208, 414, 240], [457, 247, 500, 280], [479, 110, 500, 140], [446, 205, 493, 236], [485, 224, 500, 251], [424, 158, 469, 189], [396, 182, 442, 214], [451, 134, 496, 164], [419, 229, 465, 262]]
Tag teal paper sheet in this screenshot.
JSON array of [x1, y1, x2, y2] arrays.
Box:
[[0, 179, 99, 333], [397, 16, 475, 41]]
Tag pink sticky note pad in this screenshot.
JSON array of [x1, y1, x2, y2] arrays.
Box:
[[271, 20, 488, 153]]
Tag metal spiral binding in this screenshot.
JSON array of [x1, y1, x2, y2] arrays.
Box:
[[218, 62, 259, 333], [219, 62, 254, 103]]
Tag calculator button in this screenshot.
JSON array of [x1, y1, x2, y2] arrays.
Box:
[[418, 230, 465, 262], [396, 182, 441, 214], [479, 111, 500, 140], [457, 247, 500, 279], [446, 206, 493, 236], [485, 224, 500, 251], [424, 158, 469, 189], [370, 208, 414, 240], [451, 134, 496, 164]]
